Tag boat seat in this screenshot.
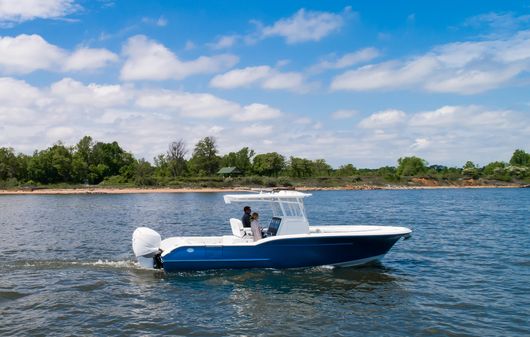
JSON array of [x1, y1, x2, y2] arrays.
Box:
[[230, 218, 246, 238]]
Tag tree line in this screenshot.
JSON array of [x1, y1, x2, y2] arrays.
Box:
[[0, 135, 529, 187]]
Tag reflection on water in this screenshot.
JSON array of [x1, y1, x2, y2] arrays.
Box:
[[1, 189, 529, 336]]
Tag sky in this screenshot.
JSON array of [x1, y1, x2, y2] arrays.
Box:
[[0, 0, 529, 168]]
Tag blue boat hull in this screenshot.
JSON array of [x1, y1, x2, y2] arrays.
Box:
[[161, 234, 404, 271]]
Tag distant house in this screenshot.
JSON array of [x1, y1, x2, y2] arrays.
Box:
[[217, 167, 242, 177]]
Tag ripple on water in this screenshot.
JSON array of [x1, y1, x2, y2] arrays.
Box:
[[0, 189, 529, 336], [0, 291, 29, 303]]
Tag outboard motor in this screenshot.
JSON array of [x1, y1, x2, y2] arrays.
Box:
[[132, 227, 163, 269]]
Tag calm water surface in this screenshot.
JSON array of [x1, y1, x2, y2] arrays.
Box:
[[0, 189, 529, 336]]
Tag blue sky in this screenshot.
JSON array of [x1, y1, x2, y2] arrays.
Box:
[[0, 0, 529, 167]]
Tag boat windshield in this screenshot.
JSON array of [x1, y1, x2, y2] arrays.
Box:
[[270, 199, 306, 218], [224, 191, 310, 219]]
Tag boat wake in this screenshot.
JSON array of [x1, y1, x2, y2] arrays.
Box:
[[9, 259, 145, 271]]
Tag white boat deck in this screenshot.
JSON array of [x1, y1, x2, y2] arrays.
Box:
[[159, 225, 411, 253], [309, 225, 411, 235]]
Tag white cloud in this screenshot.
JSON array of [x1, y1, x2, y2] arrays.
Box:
[[0, 34, 64, 73], [331, 56, 438, 91], [157, 17, 167, 27], [240, 124, 273, 137], [1, 77, 528, 168], [210, 65, 309, 92], [311, 48, 380, 73], [0, 77, 43, 106], [359, 109, 406, 128], [209, 66, 271, 89], [0, 0, 79, 25], [233, 103, 282, 122], [50, 78, 130, 107], [331, 109, 356, 119], [46, 126, 75, 141], [208, 35, 238, 49], [276, 59, 290, 67], [135, 91, 283, 122], [410, 138, 430, 150], [0, 34, 118, 74], [142, 16, 167, 27], [0, 77, 289, 160], [409, 105, 514, 128], [402, 105, 525, 163], [63, 48, 118, 71], [120, 35, 239, 81], [262, 71, 305, 90], [294, 117, 312, 124], [463, 12, 530, 34], [331, 30, 530, 94], [425, 67, 523, 94], [258, 7, 352, 44], [134, 90, 241, 118]]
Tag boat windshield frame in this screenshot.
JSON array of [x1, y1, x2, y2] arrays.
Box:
[[224, 191, 311, 219]]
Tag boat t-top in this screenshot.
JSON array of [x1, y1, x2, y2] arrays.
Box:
[[132, 190, 412, 271]]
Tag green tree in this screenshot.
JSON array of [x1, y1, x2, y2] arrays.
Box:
[[287, 157, 314, 178], [221, 147, 255, 174], [335, 164, 358, 177], [154, 154, 171, 177], [134, 159, 155, 186], [15, 153, 30, 181], [166, 140, 188, 177], [189, 136, 220, 176], [462, 161, 479, 179], [252, 152, 285, 176], [369, 166, 399, 182], [311, 159, 332, 176], [483, 161, 506, 176], [506, 165, 528, 179], [0, 147, 18, 181], [509, 149, 530, 166], [72, 136, 94, 183], [28, 143, 73, 183], [89, 141, 135, 183], [396, 156, 428, 176]]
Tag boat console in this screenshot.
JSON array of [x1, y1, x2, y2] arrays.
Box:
[[266, 217, 282, 237], [224, 191, 312, 237]]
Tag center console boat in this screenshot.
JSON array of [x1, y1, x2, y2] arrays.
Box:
[[132, 191, 411, 271]]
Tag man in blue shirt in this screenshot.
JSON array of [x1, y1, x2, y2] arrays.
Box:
[[241, 206, 251, 228]]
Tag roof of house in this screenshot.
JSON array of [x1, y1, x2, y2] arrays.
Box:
[[217, 167, 241, 174]]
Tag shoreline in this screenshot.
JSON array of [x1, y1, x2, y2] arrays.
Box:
[[0, 184, 525, 195]]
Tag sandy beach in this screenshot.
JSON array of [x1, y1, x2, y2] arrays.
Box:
[[0, 184, 524, 195]]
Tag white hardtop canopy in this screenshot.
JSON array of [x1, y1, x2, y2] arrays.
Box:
[[223, 190, 312, 204], [224, 191, 311, 235]]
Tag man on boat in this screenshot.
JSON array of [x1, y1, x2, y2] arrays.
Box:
[[242, 206, 251, 228]]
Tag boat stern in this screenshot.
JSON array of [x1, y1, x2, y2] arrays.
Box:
[[132, 227, 163, 269]]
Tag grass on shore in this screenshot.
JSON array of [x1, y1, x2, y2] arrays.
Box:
[[1, 175, 528, 191]]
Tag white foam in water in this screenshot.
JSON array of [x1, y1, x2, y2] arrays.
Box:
[[318, 265, 336, 270], [80, 259, 139, 269], [18, 259, 143, 270]]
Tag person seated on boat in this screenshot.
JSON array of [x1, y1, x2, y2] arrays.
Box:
[[250, 212, 263, 241], [241, 206, 252, 228]]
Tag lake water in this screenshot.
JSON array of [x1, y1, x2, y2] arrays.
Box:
[[0, 189, 529, 336]]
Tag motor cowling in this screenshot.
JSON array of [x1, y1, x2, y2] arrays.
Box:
[[132, 227, 162, 269], [132, 227, 161, 257]]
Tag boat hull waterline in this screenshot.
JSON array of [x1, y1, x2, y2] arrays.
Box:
[[161, 234, 404, 271]]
